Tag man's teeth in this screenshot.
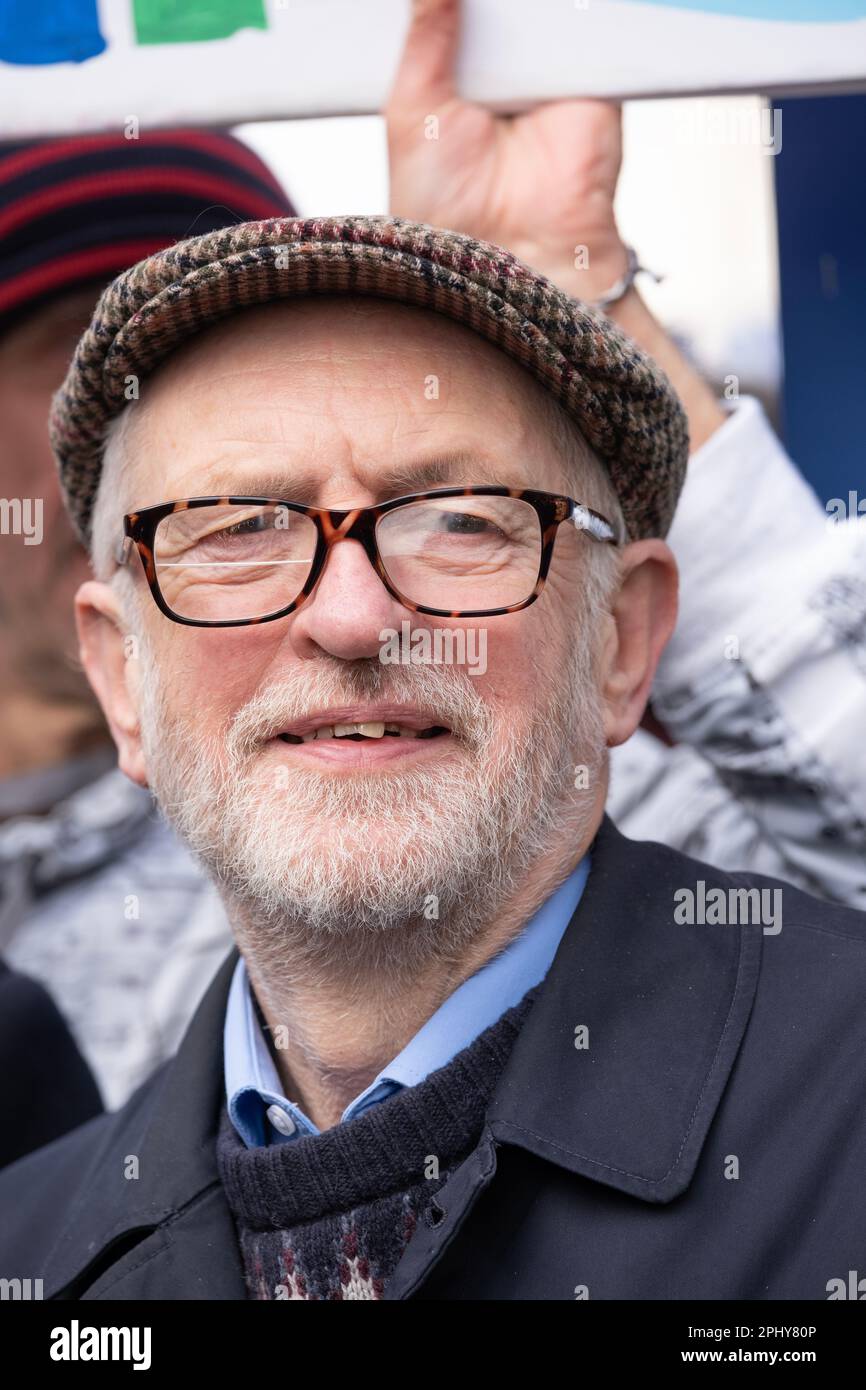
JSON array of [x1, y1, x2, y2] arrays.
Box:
[[300, 721, 420, 743], [278, 720, 449, 745]]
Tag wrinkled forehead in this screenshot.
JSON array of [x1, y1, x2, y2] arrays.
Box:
[[120, 296, 570, 506]]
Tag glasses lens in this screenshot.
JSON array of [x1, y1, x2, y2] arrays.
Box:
[[376, 494, 542, 612], [154, 503, 317, 622]]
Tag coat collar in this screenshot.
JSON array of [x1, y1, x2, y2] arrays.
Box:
[[485, 814, 763, 1202], [46, 944, 242, 1298]]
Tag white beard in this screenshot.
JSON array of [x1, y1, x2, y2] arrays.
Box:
[[136, 622, 607, 979]]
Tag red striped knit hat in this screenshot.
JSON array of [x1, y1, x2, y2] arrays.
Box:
[[0, 127, 295, 333]]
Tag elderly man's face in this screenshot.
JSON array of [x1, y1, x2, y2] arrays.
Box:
[[79, 297, 674, 959]]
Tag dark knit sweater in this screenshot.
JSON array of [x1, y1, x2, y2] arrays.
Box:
[[216, 987, 538, 1300]]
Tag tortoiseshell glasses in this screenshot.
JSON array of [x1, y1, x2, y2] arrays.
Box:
[[117, 487, 622, 628]]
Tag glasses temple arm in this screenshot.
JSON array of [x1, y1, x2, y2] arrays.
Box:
[[569, 502, 622, 545]]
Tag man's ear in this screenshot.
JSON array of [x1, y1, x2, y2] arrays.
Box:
[[599, 539, 678, 749], [75, 580, 149, 787]]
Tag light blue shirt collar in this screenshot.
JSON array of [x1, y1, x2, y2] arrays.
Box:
[[225, 851, 590, 1147]]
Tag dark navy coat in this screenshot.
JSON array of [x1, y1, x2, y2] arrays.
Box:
[[0, 961, 102, 1170], [1, 816, 864, 1300]]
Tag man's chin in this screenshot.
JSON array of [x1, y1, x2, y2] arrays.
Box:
[[218, 837, 477, 941], [200, 780, 507, 939]]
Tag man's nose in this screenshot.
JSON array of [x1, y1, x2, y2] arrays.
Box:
[[288, 536, 411, 661]]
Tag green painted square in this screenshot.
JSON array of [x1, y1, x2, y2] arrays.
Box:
[[132, 0, 268, 45]]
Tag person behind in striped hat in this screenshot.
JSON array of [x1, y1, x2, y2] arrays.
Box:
[[0, 128, 292, 1133]]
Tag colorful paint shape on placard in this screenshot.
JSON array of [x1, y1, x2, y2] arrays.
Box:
[[626, 1, 866, 20], [132, 0, 268, 45], [0, 0, 107, 65]]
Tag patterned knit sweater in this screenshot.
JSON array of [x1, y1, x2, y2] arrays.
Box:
[[216, 987, 538, 1300]]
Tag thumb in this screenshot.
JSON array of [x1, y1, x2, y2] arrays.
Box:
[[386, 0, 462, 128]]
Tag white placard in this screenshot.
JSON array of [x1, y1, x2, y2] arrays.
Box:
[[1, 0, 865, 138]]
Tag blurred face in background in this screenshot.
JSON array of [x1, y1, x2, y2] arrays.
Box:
[[0, 283, 109, 775]]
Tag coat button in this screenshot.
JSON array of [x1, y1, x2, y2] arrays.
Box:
[[266, 1104, 297, 1137]]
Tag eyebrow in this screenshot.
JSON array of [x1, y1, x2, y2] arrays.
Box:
[[195, 451, 526, 505]]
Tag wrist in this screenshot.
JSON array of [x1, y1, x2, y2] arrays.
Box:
[[518, 236, 727, 456], [511, 234, 630, 305]]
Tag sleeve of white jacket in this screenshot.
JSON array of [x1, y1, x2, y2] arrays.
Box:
[[650, 393, 866, 911]]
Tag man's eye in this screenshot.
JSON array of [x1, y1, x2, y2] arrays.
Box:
[[219, 515, 269, 539], [441, 512, 497, 534]]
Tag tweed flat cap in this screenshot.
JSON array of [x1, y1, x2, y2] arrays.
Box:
[[48, 215, 689, 545]]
